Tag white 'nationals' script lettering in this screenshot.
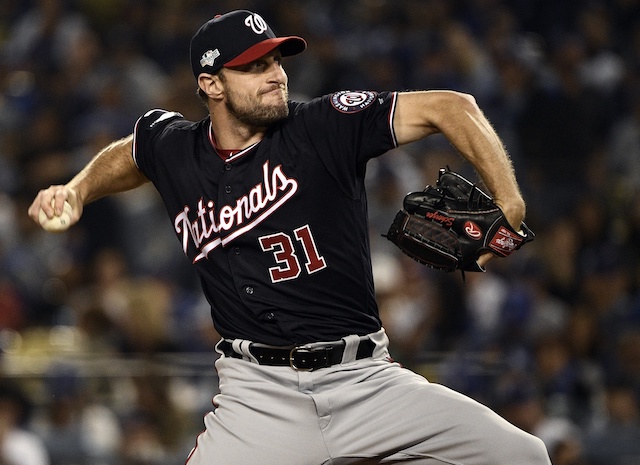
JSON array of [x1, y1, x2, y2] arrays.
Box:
[[174, 161, 298, 262]]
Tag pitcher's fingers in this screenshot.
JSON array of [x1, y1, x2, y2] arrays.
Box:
[[28, 186, 64, 221]]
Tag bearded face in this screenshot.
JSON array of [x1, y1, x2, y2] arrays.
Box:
[[220, 70, 290, 127]]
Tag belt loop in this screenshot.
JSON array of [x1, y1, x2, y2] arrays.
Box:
[[232, 339, 258, 363], [369, 328, 391, 360], [340, 334, 361, 365]]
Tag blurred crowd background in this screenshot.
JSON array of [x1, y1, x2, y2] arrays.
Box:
[[1, 0, 640, 464]]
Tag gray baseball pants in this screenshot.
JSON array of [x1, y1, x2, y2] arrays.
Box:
[[185, 329, 551, 465]]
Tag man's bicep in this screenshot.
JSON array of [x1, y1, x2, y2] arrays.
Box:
[[392, 91, 475, 145], [120, 134, 149, 184]]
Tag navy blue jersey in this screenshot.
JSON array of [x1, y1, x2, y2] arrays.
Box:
[[133, 91, 398, 345]]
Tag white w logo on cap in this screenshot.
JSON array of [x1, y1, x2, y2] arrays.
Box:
[[244, 13, 268, 34]]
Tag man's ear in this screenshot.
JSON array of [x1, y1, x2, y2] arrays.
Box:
[[198, 73, 224, 101]]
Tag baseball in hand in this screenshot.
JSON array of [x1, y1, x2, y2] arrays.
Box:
[[38, 200, 73, 232]]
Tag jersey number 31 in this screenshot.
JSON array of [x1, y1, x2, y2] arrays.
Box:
[[258, 225, 327, 283]]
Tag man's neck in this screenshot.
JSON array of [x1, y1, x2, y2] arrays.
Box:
[[210, 112, 266, 151]]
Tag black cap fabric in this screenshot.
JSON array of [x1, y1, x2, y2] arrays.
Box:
[[190, 10, 306, 78]]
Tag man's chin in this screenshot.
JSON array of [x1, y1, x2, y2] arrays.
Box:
[[238, 106, 289, 127], [261, 101, 290, 122]]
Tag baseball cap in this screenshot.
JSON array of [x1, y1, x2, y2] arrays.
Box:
[[190, 10, 307, 78]]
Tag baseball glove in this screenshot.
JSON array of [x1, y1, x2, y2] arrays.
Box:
[[384, 168, 534, 272]]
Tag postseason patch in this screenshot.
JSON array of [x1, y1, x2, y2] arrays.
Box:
[[488, 226, 525, 256], [330, 91, 378, 113]]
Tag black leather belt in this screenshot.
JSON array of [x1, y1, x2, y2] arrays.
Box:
[[218, 339, 376, 371]]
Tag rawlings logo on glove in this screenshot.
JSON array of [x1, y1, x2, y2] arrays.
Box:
[[384, 168, 534, 273]]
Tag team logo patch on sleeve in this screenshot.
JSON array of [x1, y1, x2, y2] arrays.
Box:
[[330, 91, 378, 113]]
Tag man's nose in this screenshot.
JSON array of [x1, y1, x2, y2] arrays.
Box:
[[267, 61, 286, 82]]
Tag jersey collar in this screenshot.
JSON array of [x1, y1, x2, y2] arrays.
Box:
[[208, 122, 258, 162]]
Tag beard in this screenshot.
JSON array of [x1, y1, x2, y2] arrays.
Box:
[[224, 85, 290, 127]]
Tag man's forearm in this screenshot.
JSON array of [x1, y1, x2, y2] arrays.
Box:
[[68, 134, 149, 206], [448, 102, 524, 219]]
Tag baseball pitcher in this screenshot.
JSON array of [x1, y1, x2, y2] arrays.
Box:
[[29, 10, 550, 465]]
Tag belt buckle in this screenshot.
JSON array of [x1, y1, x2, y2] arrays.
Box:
[[289, 346, 328, 372]]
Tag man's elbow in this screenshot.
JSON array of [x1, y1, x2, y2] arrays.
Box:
[[437, 90, 478, 112]]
